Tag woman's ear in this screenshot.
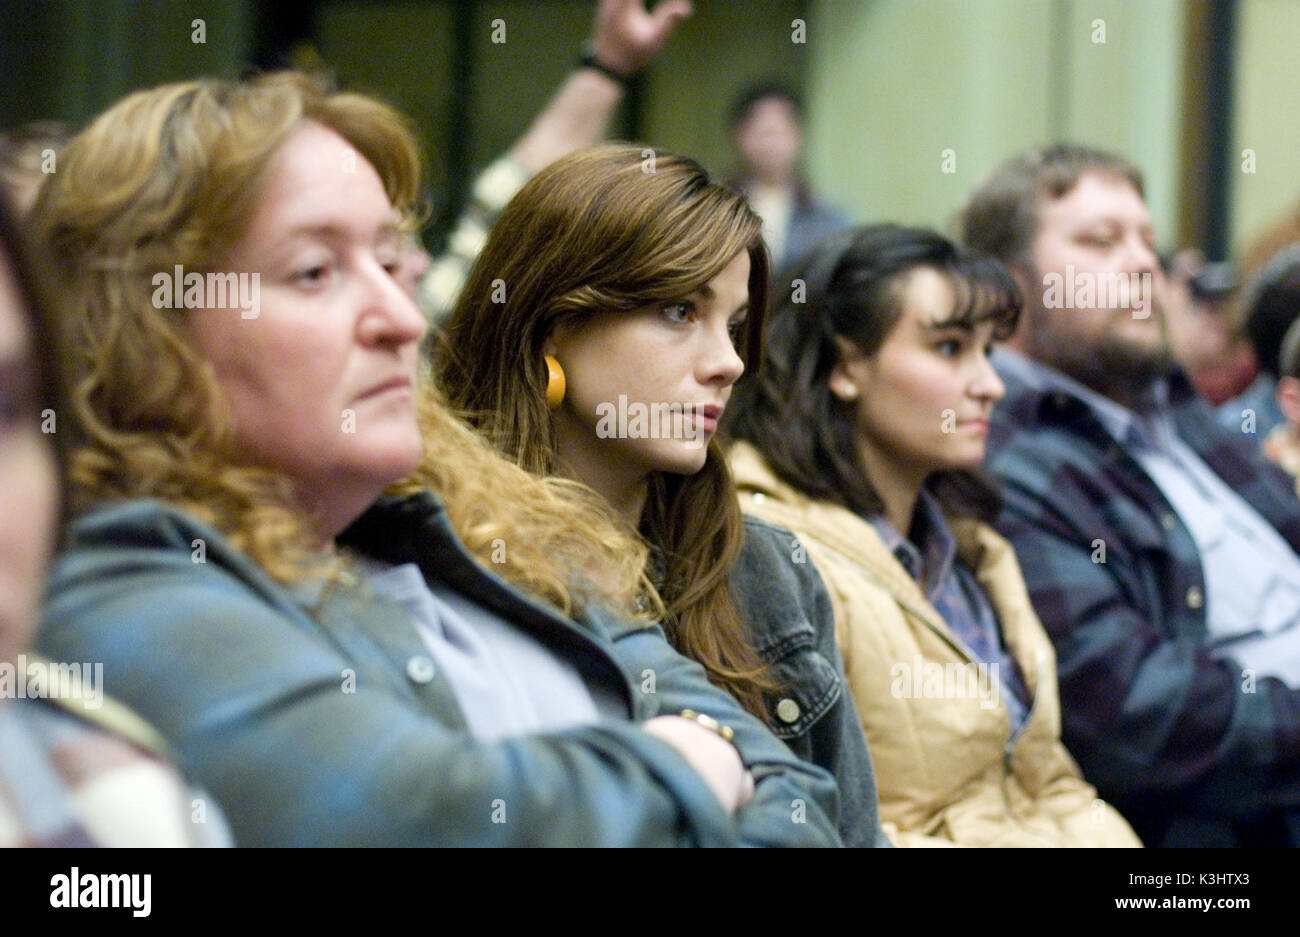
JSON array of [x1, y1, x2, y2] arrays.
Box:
[[828, 335, 861, 401], [542, 318, 572, 359]]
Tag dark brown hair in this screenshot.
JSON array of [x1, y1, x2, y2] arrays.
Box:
[[1242, 244, 1300, 378], [727, 223, 1020, 523], [437, 143, 778, 719]]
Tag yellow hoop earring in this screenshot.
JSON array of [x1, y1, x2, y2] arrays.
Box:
[[545, 355, 566, 409]]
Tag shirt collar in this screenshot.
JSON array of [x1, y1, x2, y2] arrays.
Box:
[[991, 347, 1170, 451], [869, 489, 956, 600]]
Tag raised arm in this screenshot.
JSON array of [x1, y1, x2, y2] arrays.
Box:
[[510, 0, 692, 172], [419, 1, 691, 322]]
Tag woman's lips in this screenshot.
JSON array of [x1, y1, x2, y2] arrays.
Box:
[[358, 377, 412, 401], [685, 404, 723, 433]]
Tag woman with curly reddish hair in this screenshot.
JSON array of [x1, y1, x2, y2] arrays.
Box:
[[31, 73, 839, 847]]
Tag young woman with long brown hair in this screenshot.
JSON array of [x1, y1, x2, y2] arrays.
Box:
[[437, 143, 888, 846]]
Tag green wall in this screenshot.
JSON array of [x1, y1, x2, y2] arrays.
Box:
[[2, 0, 254, 128], [5, 0, 1300, 262], [1232, 0, 1300, 254], [802, 0, 1183, 240]]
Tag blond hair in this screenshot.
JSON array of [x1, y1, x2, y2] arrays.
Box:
[[33, 72, 650, 619]]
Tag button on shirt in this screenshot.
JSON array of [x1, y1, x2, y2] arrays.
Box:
[[995, 349, 1300, 685], [870, 491, 1033, 731], [358, 560, 611, 743]]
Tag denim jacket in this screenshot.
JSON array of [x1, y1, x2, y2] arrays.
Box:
[[38, 492, 842, 847], [730, 516, 890, 847]]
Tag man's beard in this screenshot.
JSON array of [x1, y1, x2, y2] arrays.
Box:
[[1030, 312, 1174, 411]]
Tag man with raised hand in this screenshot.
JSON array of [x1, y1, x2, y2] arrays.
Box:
[[959, 144, 1300, 847], [412, 0, 692, 319]]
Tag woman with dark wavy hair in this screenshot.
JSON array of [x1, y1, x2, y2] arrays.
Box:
[[727, 223, 1142, 846], [438, 143, 888, 846]]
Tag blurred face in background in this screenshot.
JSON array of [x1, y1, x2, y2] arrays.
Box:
[[188, 121, 427, 540], [0, 246, 58, 667], [1019, 171, 1171, 401], [735, 97, 802, 185]]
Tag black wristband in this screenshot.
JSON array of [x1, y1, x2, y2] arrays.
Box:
[[578, 51, 634, 87]]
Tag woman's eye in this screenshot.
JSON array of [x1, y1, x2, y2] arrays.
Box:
[[934, 338, 962, 357], [727, 320, 746, 344], [661, 301, 694, 323], [294, 263, 332, 286], [1078, 234, 1113, 249]]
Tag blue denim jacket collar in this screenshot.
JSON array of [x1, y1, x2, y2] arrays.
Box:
[[337, 490, 641, 719]]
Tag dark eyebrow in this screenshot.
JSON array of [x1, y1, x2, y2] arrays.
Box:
[[685, 281, 750, 313], [923, 317, 975, 333]]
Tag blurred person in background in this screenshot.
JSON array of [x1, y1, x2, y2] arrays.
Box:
[[1264, 315, 1300, 493], [1159, 250, 1252, 409], [0, 197, 228, 847], [0, 122, 72, 217], [726, 83, 848, 275], [1217, 244, 1300, 440]]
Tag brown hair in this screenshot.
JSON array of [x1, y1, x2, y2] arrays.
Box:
[[958, 143, 1145, 272], [437, 143, 778, 719], [30, 73, 651, 619]]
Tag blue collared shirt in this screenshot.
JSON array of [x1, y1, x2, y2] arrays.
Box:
[[869, 491, 1032, 731], [994, 348, 1300, 685], [357, 559, 617, 744]]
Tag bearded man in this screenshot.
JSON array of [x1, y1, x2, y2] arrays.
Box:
[[960, 144, 1300, 847]]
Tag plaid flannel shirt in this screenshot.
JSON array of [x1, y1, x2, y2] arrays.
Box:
[[986, 352, 1300, 847]]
